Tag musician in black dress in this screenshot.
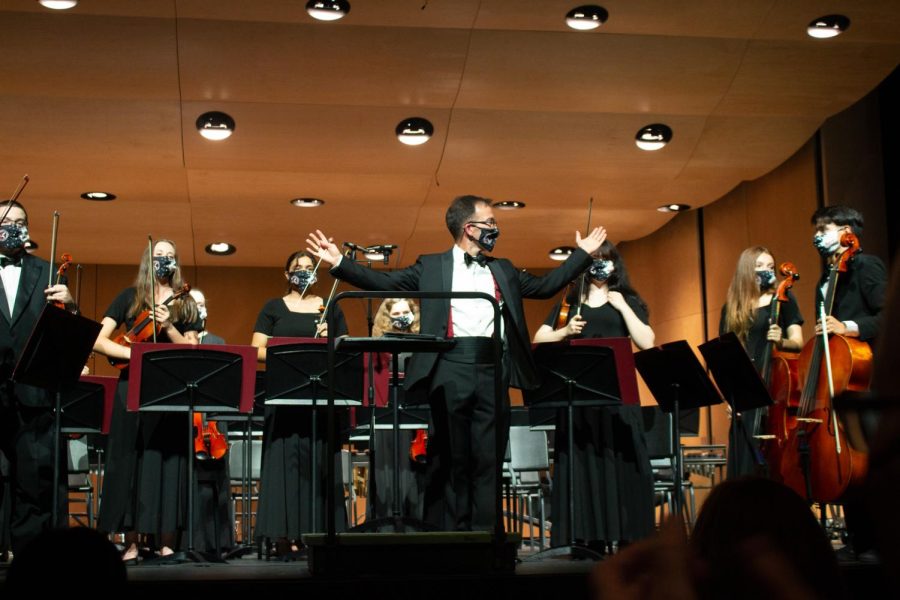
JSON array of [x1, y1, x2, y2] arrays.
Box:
[[368, 298, 426, 520], [719, 246, 804, 478], [533, 241, 655, 551], [93, 239, 201, 561], [251, 251, 348, 555]]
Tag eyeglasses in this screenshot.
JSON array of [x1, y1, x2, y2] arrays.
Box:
[[467, 219, 497, 228], [1, 219, 27, 227]]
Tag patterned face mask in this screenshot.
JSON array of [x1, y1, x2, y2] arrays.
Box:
[[588, 259, 614, 282], [468, 223, 500, 252], [390, 312, 415, 330], [153, 256, 176, 279], [289, 269, 317, 289], [756, 269, 776, 290], [0, 222, 28, 251], [813, 230, 841, 257]]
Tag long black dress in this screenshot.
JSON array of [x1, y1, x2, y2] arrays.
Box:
[[719, 291, 803, 478], [253, 299, 349, 541], [97, 288, 202, 540], [545, 297, 655, 547]]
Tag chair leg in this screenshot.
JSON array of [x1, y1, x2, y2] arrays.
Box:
[[539, 493, 546, 551]]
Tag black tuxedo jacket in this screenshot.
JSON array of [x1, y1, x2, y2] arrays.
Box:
[[0, 254, 53, 408], [815, 252, 887, 343], [332, 247, 593, 391]]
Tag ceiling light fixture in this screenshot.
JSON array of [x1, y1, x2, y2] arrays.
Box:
[[38, 0, 78, 9], [24, 240, 39, 252], [549, 246, 576, 261], [657, 204, 691, 213], [635, 124, 673, 151], [290, 197, 326, 208], [493, 201, 526, 210], [565, 5, 608, 31], [396, 117, 434, 146], [205, 242, 236, 256], [306, 0, 350, 22], [196, 111, 235, 141], [807, 14, 850, 39], [80, 191, 116, 201]]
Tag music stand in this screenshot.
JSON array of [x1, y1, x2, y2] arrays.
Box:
[[338, 334, 455, 532], [635, 341, 723, 519], [523, 338, 637, 560], [127, 343, 255, 563], [699, 333, 773, 477], [12, 305, 101, 528], [59, 375, 116, 434], [265, 337, 363, 534]]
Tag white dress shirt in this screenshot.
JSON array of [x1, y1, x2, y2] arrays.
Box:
[[450, 245, 503, 338], [0, 261, 22, 315]]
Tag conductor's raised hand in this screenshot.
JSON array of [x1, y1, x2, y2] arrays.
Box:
[[305, 230, 341, 266], [576, 226, 607, 256]]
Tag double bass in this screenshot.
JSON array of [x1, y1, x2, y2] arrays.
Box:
[[758, 262, 801, 481], [780, 233, 871, 502]]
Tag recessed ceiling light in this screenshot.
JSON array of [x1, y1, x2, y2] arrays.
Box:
[[290, 197, 326, 208], [493, 201, 526, 210], [38, 0, 78, 9], [635, 124, 673, 151], [306, 0, 350, 22], [24, 240, 39, 251], [565, 5, 608, 31], [657, 204, 691, 213], [807, 15, 850, 39], [80, 191, 116, 201], [196, 111, 235, 141], [396, 117, 434, 146], [205, 242, 236, 256], [549, 246, 576, 261]]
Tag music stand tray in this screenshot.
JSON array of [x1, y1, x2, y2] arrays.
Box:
[[523, 338, 635, 560], [635, 340, 723, 519], [127, 343, 256, 563], [12, 304, 102, 527]]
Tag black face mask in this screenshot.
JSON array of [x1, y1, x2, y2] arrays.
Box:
[[153, 256, 176, 279], [289, 269, 317, 289], [468, 224, 500, 252], [588, 259, 614, 282], [390, 313, 415, 330], [756, 269, 776, 290], [0, 222, 28, 251]]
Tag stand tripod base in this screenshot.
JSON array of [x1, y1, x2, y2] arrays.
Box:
[[521, 543, 604, 562]]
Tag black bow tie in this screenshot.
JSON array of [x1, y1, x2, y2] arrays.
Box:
[[0, 255, 22, 268], [464, 252, 488, 268]]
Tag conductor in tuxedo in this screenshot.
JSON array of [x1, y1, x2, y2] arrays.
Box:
[[307, 195, 606, 531], [0, 200, 75, 554]]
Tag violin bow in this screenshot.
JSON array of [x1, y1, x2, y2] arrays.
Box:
[[575, 197, 593, 318], [148, 236, 158, 343], [0, 175, 29, 224], [48, 211, 60, 290]]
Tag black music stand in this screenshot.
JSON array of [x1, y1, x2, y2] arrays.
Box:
[[523, 338, 637, 560], [699, 333, 773, 477], [338, 333, 455, 532], [12, 304, 101, 528], [635, 341, 722, 519], [127, 343, 255, 563], [265, 338, 363, 534]]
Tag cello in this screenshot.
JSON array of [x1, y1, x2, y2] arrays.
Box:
[[780, 233, 871, 502], [758, 262, 801, 481]]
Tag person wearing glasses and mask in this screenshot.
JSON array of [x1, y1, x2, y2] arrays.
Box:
[[307, 195, 606, 531], [0, 200, 75, 557], [251, 251, 349, 557], [533, 241, 655, 553]]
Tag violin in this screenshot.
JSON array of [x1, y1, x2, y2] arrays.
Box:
[[780, 232, 870, 502], [757, 262, 801, 481], [49, 252, 72, 309], [108, 283, 191, 369], [193, 412, 228, 460]]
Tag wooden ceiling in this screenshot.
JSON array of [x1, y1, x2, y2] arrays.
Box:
[[0, 0, 898, 267]]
